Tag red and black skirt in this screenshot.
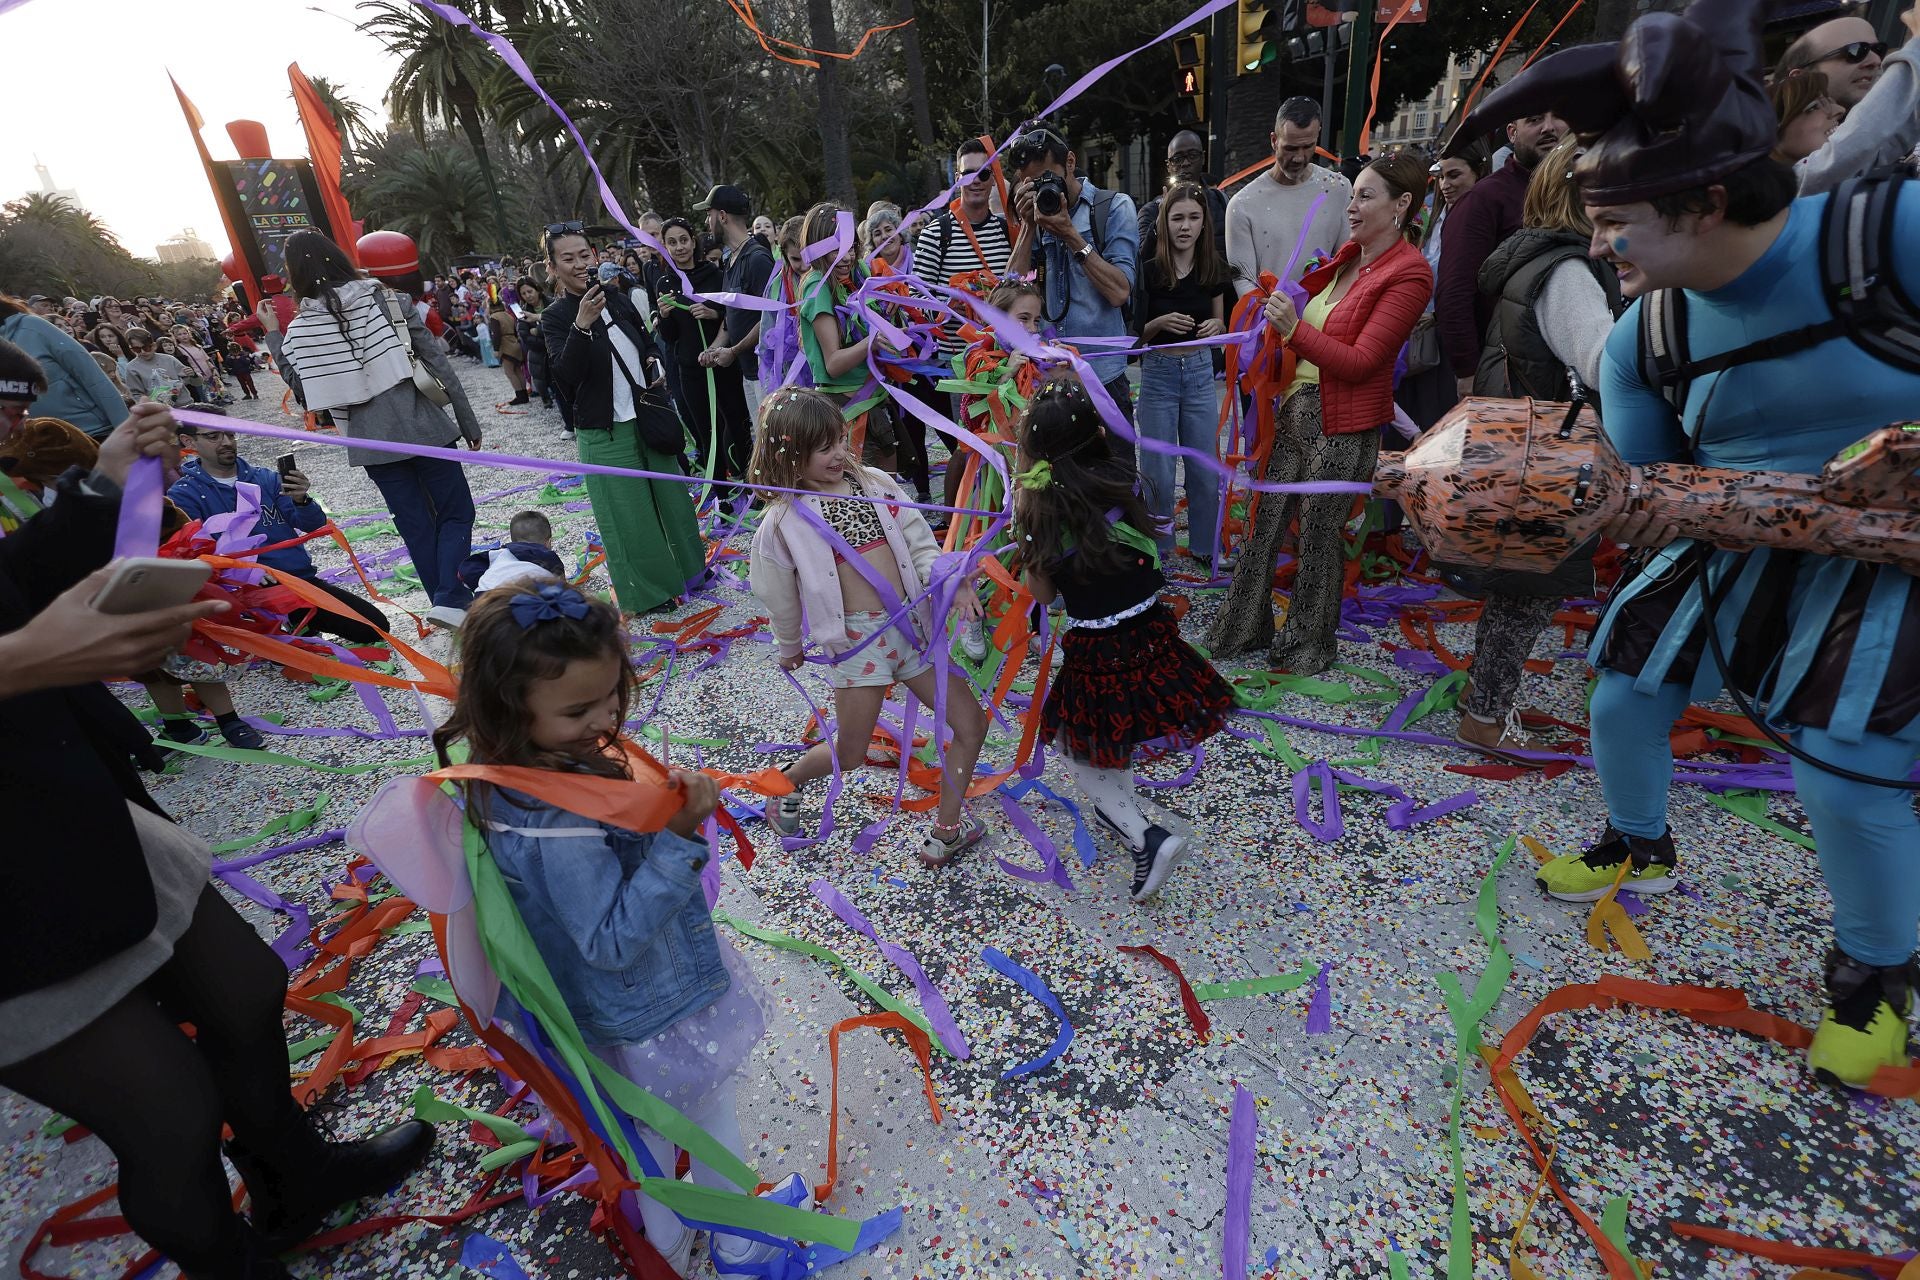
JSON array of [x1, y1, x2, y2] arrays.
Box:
[[1041, 601, 1235, 768]]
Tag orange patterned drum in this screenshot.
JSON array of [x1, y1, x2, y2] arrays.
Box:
[[1373, 398, 1920, 576]]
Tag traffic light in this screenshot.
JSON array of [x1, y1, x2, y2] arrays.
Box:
[[1236, 0, 1280, 75], [1175, 32, 1206, 122], [1176, 65, 1207, 122]]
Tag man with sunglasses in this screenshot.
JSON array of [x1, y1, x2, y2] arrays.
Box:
[[1795, 6, 1920, 194], [1777, 14, 1885, 108], [1136, 131, 1228, 262]]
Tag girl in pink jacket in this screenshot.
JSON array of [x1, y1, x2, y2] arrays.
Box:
[[748, 388, 991, 866]]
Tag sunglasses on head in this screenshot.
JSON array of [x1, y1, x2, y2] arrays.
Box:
[[1817, 39, 1887, 64], [544, 220, 586, 241]]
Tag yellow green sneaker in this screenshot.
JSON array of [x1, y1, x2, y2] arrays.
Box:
[[1809, 948, 1915, 1089], [1535, 826, 1678, 902]]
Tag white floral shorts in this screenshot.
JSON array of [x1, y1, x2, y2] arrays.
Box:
[[829, 610, 931, 689]]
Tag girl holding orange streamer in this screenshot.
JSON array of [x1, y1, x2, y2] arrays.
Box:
[[431, 585, 810, 1277]]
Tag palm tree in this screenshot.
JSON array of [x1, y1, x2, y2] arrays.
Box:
[[357, 0, 512, 249], [299, 75, 381, 161], [350, 138, 497, 263], [804, 0, 856, 202]]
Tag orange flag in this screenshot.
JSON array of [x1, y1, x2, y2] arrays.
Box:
[[288, 64, 361, 266]]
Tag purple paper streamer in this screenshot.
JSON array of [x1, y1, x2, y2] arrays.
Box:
[[994, 791, 1075, 892], [1304, 964, 1333, 1034], [112, 454, 164, 558], [1222, 1085, 1256, 1280], [211, 828, 346, 875], [809, 879, 971, 1059], [214, 865, 313, 969]]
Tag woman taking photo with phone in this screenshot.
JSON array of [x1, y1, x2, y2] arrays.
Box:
[[279, 229, 483, 630], [540, 222, 707, 615]]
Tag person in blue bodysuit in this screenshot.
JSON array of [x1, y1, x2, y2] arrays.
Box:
[[1451, 0, 1920, 1088]]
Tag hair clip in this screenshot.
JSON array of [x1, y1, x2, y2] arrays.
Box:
[[1014, 460, 1054, 491]]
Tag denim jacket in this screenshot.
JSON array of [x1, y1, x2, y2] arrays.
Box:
[[481, 786, 727, 1046]]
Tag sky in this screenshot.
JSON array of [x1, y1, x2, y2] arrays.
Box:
[[0, 0, 404, 260]]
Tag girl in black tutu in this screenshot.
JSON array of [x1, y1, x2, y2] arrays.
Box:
[[1012, 375, 1235, 903]]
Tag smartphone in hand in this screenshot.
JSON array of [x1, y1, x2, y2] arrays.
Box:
[[91, 558, 212, 615]]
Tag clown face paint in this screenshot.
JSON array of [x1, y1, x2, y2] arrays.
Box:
[[1585, 202, 1697, 299]]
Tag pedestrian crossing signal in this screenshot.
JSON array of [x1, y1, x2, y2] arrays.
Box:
[[1176, 65, 1206, 122]]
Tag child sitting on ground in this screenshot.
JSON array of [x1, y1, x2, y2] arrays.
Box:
[[457, 509, 568, 594], [747, 387, 991, 866]]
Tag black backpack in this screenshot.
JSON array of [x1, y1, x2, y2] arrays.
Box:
[[1638, 171, 1920, 431]]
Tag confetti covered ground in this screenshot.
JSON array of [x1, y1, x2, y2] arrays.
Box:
[[2, 358, 1916, 1280]]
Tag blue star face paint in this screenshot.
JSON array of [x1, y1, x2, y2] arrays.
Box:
[[1611, 236, 1631, 256]]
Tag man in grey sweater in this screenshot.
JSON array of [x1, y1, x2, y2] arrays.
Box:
[[1793, 7, 1920, 193]]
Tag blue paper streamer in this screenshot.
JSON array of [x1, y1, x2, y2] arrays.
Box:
[[980, 947, 1075, 1079]]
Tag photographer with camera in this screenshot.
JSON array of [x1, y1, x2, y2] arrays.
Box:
[[1005, 127, 1141, 434]]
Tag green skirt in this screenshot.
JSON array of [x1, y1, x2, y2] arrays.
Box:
[[576, 422, 706, 613]]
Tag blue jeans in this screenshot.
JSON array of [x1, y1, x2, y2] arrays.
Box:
[[367, 454, 476, 609], [1135, 351, 1220, 558], [1589, 669, 1920, 965]]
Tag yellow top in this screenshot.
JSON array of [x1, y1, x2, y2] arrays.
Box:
[[1283, 265, 1345, 401]]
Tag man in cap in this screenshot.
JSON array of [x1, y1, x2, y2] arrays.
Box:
[[1455, 0, 1920, 1090]]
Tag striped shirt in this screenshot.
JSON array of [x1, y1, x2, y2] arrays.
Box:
[[913, 209, 1012, 362]]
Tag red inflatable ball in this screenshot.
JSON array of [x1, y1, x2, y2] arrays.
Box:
[[358, 230, 421, 279], [219, 251, 239, 282]]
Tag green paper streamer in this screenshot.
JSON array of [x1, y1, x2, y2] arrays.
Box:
[[1434, 835, 1517, 1280], [716, 913, 947, 1055], [158, 740, 435, 775], [1191, 960, 1319, 1002]]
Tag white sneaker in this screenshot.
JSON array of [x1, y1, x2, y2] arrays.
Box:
[[425, 604, 468, 629], [959, 617, 989, 662], [653, 1221, 695, 1277], [711, 1172, 814, 1273]]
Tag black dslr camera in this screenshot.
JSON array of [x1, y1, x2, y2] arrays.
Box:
[[1031, 171, 1068, 217]]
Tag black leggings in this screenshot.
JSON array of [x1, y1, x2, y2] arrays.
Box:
[[889, 375, 939, 501], [0, 887, 297, 1271], [291, 571, 390, 647]]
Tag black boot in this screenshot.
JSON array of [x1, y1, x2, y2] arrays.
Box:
[[179, 1220, 295, 1280], [224, 1116, 436, 1251]]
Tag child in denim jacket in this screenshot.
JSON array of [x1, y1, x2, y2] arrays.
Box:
[[433, 583, 806, 1277]]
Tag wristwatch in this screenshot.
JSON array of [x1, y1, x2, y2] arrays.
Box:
[[1075, 242, 1095, 262]]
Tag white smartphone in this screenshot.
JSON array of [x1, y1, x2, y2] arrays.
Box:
[[91, 558, 212, 616]]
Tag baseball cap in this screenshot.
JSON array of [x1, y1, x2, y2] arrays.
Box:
[[692, 184, 751, 217]]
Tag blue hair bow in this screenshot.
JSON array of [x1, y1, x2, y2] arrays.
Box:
[[508, 583, 591, 629]]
